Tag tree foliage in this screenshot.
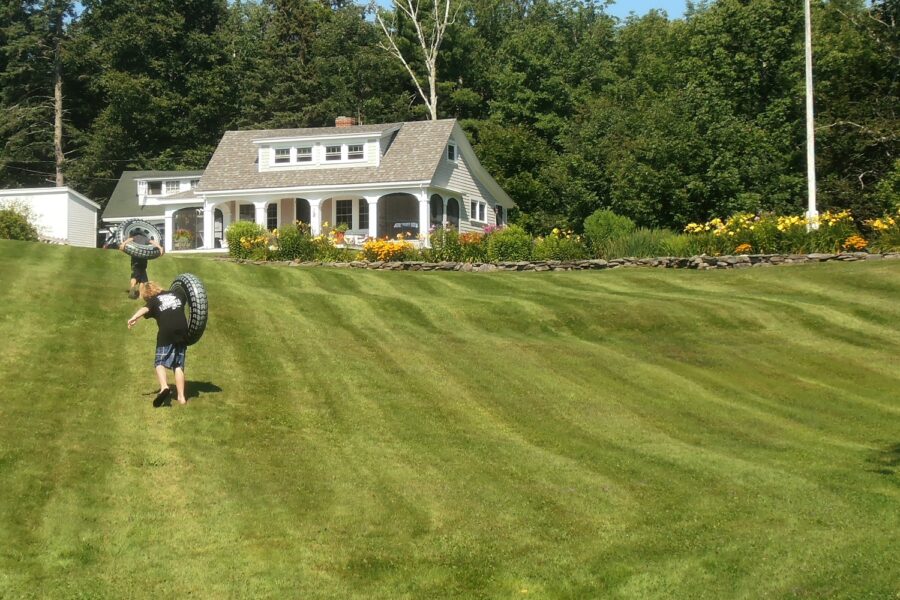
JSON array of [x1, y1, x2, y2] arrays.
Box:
[[0, 0, 894, 231]]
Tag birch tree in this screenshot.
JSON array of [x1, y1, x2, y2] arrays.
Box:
[[372, 0, 456, 120]]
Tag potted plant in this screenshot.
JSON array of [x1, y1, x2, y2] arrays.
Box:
[[333, 222, 349, 244], [174, 228, 194, 250]]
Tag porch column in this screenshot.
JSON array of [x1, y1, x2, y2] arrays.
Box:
[[202, 200, 215, 249], [418, 190, 430, 247], [309, 198, 323, 236], [442, 197, 448, 228], [254, 200, 268, 229], [365, 195, 379, 239], [163, 209, 175, 253]]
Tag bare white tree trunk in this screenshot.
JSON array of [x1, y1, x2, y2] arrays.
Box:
[[53, 7, 64, 186], [373, 0, 455, 120]]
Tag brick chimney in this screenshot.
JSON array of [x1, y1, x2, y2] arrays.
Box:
[[335, 116, 356, 128]]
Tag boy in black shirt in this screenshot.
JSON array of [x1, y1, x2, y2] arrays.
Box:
[[127, 281, 189, 406], [121, 234, 164, 299]]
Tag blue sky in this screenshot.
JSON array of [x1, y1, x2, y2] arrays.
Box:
[[605, 0, 686, 19]]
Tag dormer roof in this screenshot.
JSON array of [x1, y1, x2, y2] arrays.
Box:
[[199, 119, 457, 193]]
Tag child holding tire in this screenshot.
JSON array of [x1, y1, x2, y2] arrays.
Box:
[[127, 281, 188, 406], [121, 235, 164, 299]]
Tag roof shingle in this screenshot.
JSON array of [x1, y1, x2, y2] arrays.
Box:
[[198, 120, 456, 192]]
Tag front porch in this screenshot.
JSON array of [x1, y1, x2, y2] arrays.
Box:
[[164, 187, 465, 252]]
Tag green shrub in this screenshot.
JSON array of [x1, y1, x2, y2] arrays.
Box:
[[276, 222, 316, 261], [583, 210, 636, 252], [532, 230, 588, 260], [596, 228, 674, 258], [225, 221, 265, 259], [0, 203, 39, 242], [486, 225, 532, 261]]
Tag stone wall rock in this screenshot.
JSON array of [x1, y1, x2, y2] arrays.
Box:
[[223, 252, 900, 272]]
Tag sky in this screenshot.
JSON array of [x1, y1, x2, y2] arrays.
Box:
[[605, 0, 686, 20]]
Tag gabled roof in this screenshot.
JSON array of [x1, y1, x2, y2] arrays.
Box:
[[102, 170, 203, 220], [199, 120, 457, 192]]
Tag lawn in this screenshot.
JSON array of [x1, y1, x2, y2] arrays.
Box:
[[0, 239, 897, 599]]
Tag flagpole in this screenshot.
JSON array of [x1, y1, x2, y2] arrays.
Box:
[[805, 0, 818, 230]]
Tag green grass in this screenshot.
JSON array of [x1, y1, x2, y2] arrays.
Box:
[[0, 240, 898, 599]]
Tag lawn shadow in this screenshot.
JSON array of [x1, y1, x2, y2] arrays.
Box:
[[187, 381, 223, 401], [866, 442, 899, 476]]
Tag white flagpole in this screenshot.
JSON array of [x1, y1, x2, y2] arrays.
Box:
[[805, 0, 819, 230]]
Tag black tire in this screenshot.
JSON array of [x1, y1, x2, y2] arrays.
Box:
[[170, 273, 208, 346], [119, 219, 162, 260]]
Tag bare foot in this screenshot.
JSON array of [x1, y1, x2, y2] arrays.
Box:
[[177, 397, 187, 405]]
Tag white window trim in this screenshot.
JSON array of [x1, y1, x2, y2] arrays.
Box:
[[469, 199, 487, 224], [446, 141, 457, 163], [273, 148, 291, 165]]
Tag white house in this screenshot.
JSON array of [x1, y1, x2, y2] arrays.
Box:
[[0, 187, 100, 248], [103, 118, 515, 252]]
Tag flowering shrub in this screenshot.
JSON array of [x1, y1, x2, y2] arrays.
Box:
[[683, 210, 862, 255], [532, 228, 587, 260], [360, 237, 414, 261], [277, 221, 316, 260], [842, 235, 868, 251], [428, 227, 462, 261], [225, 221, 265, 259], [459, 231, 488, 262], [866, 208, 900, 252]]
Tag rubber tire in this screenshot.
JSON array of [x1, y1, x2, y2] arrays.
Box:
[[170, 273, 208, 346], [119, 219, 162, 260]]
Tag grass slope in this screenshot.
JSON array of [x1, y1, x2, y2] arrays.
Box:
[[0, 240, 898, 599]]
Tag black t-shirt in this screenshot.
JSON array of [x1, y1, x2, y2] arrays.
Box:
[[130, 235, 149, 272], [144, 290, 189, 347], [131, 255, 148, 272]]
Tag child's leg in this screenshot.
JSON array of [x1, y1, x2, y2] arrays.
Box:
[[155, 365, 169, 392], [174, 368, 186, 404]]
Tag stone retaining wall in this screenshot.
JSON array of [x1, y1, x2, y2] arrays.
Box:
[[220, 252, 900, 272]]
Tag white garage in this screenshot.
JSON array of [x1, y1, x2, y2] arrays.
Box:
[[0, 187, 100, 248]]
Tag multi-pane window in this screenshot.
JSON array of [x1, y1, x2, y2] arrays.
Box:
[[470, 200, 486, 222], [267, 204, 278, 230], [274, 148, 291, 164], [347, 144, 364, 160], [147, 181, 162, 195], [325, 145, 342, 161], [358, 199, 369, 230], [336, 200, 353, 228], [165, 180, 179, 195], [190, 179, 200, 190], [240, 204, 254, 222], [296, 147, 312, 162], [447, 142, 457, 162]]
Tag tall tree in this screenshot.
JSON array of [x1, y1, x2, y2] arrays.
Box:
[[373, 0, 457, 119], [0, 0, 75, 187]]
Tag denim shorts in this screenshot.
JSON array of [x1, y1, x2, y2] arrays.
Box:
[[132, 268, 148, 283], [154, 344, 187, 370]]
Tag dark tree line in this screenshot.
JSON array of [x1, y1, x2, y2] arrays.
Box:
[[0, 0, 896, 231]]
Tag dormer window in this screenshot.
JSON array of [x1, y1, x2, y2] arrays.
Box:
[[296, 147, 312, 162], [274, 148, 291, 164], [165, 180, 179, 195], [447, 141, 457, 162], [190, 179, 200, 189], [326, 145, 342, 161], [348, 144, 364, 160]]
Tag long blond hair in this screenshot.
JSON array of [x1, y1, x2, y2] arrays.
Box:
[[139, 281, 165, 302]]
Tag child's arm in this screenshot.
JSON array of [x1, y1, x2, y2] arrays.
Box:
[[150, 238, 165, 256], [127, 306, 150, 329], [119, 237, 133, 252]]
